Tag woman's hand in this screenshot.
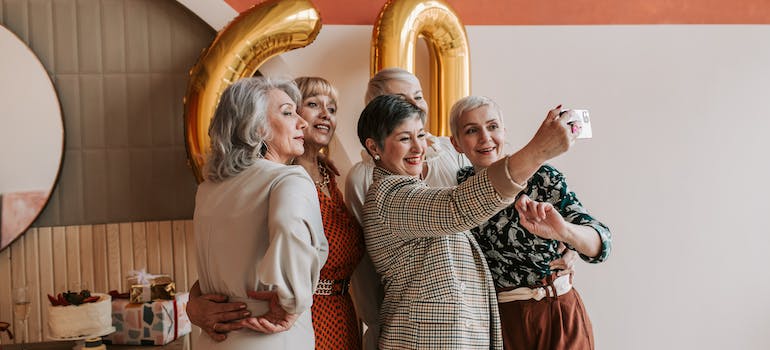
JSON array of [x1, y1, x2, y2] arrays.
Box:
[[239, 290, 299, 334], [505, 106, 576, 185], [524, 106, 576, 163], [551, 243, 579, 276], [516, 195, 603, 258], [515, 194, 570, 241], [187, 282, 250, 341]]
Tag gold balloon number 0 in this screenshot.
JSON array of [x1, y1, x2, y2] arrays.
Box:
[[184, 0, 469, 182]]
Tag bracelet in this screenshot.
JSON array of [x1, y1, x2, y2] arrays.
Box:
[[503, 155, 527, 188]]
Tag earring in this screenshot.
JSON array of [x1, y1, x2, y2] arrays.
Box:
[[374, 154, 381, 161]]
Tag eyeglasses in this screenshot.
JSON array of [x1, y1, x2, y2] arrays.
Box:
[[0, 321, 14, 341]]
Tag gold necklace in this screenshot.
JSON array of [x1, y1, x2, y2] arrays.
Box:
[[315, 161, 330, 190]]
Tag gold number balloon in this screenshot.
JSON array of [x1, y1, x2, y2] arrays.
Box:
[[371, 0, 470, 136], [183, 0, 321, 182]]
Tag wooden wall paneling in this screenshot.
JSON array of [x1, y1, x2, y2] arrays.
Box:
[[132, 221, 148, 271], [184, 220, 200, 350], [158, 221, 174, 277], [0, 236, 12, 339], [23, 229, 42, 342], [64, 226, 81, 291], [0, 220, 198, 343], [79, 225, 95, 292], [37, 226, 54, 341], [10, 230, 26, 343], [106, 223, 121, 291], [92, 224, 108, 293], [145, 221, 161, 273], [51, 226, 67, 297], [171, 221, 187, 291], [184, 220, 197, 291], [118, 222, 133, 279]]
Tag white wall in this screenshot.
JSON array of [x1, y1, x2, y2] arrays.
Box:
[[268, 24, 770, 349]]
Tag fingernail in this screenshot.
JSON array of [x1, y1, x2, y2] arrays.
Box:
[[243, 311, 250, 317], [239, 304, 247, 309]]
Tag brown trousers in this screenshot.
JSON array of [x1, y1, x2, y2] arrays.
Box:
[[498, 288, 594, 350]]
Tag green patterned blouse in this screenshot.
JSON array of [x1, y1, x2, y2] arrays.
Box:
[[457, 164, 612, 289]]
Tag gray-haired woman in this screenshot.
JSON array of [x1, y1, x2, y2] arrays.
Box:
[[357, 94, 577, 349], [192, 76, 329, 349]]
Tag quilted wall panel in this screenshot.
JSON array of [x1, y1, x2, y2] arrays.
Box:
[[0, 0, 215, 225]]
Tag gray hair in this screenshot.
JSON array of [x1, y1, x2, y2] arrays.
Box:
[[358, 94, 425, 151], [448, 95, 504, 137], [204, 76, 301, 182], [365, 67, 420, 104]]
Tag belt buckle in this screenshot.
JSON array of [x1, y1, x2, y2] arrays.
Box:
[[339, 279, 349, 295]]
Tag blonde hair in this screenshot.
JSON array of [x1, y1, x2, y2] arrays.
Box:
[[448, 95, 504, 137], [294, 76, 338, 156], [204, 77, 301, 182], [365, 67, 420, 104], [295, 76, 339, 105]]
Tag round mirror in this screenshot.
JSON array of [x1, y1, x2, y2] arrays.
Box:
[[0, 25, 64, 251]]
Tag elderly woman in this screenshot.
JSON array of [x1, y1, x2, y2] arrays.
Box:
[[187, 77, 363, 349], [357, 94, 577, 349], [291, 77, 364, 350], [192, 76, 328, 349], [448, 96, 612, 349], [346, 68, 578, 350]]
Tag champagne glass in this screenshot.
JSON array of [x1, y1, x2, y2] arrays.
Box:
[[13, 286, 30, 344]]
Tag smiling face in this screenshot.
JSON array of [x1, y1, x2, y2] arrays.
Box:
[[381, 77, 428, 113], [451, 105, 506, 168], [298, 94, 337, 148], [368, 115, 426, 177], [263, 89, 307, 164]]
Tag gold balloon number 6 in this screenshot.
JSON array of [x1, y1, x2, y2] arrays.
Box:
[[371, 0, 470, 137], [183, 0, 321, 182], [183, 0, 469, 182]]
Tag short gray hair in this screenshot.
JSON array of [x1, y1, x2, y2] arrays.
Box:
[[448, 95, 504, 137], [365, 67, 419, 104], [204, 76, 301, 182]]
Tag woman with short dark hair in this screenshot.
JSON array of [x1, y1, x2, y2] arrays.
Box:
[[357, 94, 577, 349]]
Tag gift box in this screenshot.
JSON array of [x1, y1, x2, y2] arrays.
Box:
[[127, 270, 176, 303], [104, 292, 191, 345]]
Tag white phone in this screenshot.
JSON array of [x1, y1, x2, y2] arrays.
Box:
[[561, 109, 592, 139]]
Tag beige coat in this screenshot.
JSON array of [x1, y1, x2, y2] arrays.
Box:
[[193, 159, 328, 349]]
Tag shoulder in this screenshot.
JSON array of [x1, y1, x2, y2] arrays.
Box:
[[252, 160, 313, 188], [367, 169, 420, 202]]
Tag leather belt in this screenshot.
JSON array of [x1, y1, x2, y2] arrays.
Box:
[[497, 274, 572, 303], [314, 279, 350, 296]]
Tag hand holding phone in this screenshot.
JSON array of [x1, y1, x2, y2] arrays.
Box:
[[560, 109, 592, 139]]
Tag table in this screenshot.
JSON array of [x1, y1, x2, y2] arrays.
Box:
[[0, 335, 188, 350]]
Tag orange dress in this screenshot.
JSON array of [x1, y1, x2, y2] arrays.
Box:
[[311, 174, 364, 350]]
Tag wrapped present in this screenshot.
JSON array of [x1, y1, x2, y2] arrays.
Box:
[[104, 292, 191, 345], [127, 269, 176, 303]]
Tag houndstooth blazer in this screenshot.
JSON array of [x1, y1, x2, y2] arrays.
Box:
[[362, 161, 523, 350]]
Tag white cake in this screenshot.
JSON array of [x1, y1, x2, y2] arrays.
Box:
[[47, 293, 113, 339]]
